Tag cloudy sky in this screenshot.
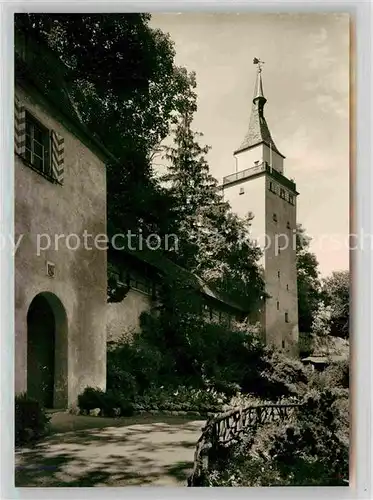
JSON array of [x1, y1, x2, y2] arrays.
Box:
[[151, 13, 350, 277]]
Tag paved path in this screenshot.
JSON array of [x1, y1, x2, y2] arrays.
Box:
[[15, 413, 205, 487]]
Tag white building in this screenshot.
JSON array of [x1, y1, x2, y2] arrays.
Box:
[[222, 64, 299, 352]]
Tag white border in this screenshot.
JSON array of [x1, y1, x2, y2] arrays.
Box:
[[1, 1, 372, 499]]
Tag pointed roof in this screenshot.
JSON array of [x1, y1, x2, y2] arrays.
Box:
[[234, 67, 285, 158]]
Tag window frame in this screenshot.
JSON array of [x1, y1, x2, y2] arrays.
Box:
[[24, 111, 53, 181]]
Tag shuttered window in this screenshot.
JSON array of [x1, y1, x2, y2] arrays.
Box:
[[15, 95, 65, 184]]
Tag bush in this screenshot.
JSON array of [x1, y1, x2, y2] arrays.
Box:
[[298, 331, 313, 357], [206, 390, 349, 487], [107, 313, 311, 406], [102, 389, 134, 417], [107, 336, 164, 394], [15, 393, 51, 446], [77, 387, 106, 414], [252, 346, 310, 401], [77, 387, 134, 417], [315, 360, 349, 389], [133, 385, 227, 413]]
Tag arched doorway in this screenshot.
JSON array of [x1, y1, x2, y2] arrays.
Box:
[[27, 292, 68, 408]]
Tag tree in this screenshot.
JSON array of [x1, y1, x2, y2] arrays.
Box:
[[296, 224, 322, 333], [162, 111, 223, 269], [322, 270, 349, 338], [163, 111, 265, 314], [311, 302, 333, 355], [15, 14, 196, 236]]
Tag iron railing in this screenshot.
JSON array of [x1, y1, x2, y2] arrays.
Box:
[[222, 161, 297, 193], [223, 162, 266, 185]]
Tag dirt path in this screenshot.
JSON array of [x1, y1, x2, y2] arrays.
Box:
[[15, 413, 205, 487]]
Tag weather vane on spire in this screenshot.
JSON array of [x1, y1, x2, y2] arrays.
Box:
[[253, 57, 265, 73]]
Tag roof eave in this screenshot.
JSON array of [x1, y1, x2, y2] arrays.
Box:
[[234, 140, 286, 159], [109, 245, 247, 314]]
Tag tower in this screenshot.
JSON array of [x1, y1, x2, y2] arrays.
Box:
[[222, 60, 299, 351]]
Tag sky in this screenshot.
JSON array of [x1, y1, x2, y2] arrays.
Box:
[[151, 13, 350, 277]]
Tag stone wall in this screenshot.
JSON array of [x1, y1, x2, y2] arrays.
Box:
[[107, 288, 153, 343]]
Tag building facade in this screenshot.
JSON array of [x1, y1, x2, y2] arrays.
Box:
[[222, 65, 299, 351], [14, 32, 110, 408]]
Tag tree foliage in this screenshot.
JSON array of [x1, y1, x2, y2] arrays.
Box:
[[311, 302, 333, 354], [107, 274, 312, 403], [322, 270, 349, 338], [17, 13, 265, 312], [296, 224, 322, 333], [15, 13, 196, 236], [163, 112, 265, 313]]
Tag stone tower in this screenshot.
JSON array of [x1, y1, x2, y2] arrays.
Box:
[[222, 62, 299, 351]]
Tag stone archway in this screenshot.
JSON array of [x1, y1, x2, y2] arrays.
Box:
[[27, 292, 68, 408]]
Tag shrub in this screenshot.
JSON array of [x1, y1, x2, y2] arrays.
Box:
[[133, 385, 227, 413], [107, 336, 164, 394], [206, 390, 349, 487], [108, 314, 311, 404], [77, 387, 106, 414], [15, 393, 51, 446], [77, 387, 134, 417], [298, 331, 313, 357], [321, 360, 349, 389], [101, 389, 134, 417], [255, 346, 310, 400]]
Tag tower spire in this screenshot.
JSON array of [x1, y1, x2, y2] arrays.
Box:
[[234, 59, 284, 158], [253, 70, 265, 101], [253, 58, 266, 102]]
